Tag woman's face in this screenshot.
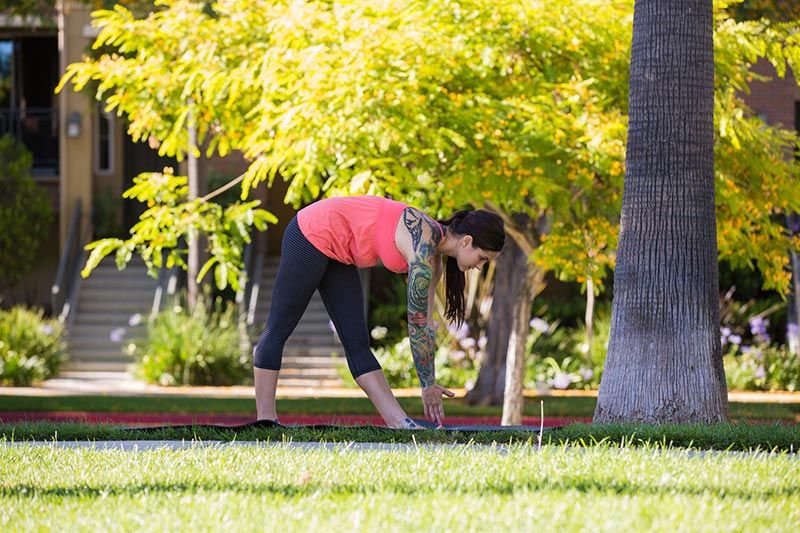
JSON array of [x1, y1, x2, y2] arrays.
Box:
[[455, 235, 500, 271]]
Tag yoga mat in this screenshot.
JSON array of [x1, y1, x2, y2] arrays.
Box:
[[122, 419, 551, 433]]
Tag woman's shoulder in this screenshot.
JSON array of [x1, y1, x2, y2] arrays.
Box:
[[399, 206, 444, 253]]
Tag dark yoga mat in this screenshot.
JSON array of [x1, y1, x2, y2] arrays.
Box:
[[122, 419, 551, 433]]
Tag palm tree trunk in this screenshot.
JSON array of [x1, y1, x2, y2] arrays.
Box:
[[594, 0, 729, 423]]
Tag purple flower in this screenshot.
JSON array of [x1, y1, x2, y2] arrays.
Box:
[[720, 327, 732, 338], [529, 318, 549, 333], [447, 322, 470, 340], [459, 337, 476, 349], [789, 323, 800, 338], [788, 214, 800, 234], [39, 324, 54, 336], [753, 348, 764, 361], [578, 367, 594, 381], [109, 327, 126, 343], [478, 336, 488, 349], [755, 366, 766, 380], [728, 334, 742, 345], [749, 316, 769, 337], [741, 345, 752, 354], [551, 373, 572, 390]]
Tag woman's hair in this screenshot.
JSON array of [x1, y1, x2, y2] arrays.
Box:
[[436, 209, 505, 327]]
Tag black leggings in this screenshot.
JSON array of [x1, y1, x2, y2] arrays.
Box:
[[253, 215, 382, 378]]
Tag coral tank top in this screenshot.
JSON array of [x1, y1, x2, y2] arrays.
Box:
[[297, 196, 442, 274]]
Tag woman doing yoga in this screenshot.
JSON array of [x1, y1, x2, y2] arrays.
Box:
[[253, 195, 505, 428]]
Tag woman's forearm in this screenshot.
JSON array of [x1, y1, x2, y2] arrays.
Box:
[[409, 323, 436, 388]]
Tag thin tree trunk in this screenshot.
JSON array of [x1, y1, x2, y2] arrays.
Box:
[[594, 0, 729, 423], [187, 100, 199, 311], [787, 214, 800, 355], [585, 278, 595, 344], [501, 266, 544, 425], [466, 235, 527, 406]]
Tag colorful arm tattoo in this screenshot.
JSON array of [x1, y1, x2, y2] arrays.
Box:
[[403, 207, 443, 388]]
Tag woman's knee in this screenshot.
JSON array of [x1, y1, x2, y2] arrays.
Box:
[[252, 332, 283, 371]]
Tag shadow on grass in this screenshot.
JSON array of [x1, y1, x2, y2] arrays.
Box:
[[1, 421, 798, 452]]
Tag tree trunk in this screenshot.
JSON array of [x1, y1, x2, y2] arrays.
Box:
[[594, 0, 729, 423], [187, 101, 199, 311], [465, 234, 528, 406], [501, 266, 543, 425], [787, 214, 800, 356]]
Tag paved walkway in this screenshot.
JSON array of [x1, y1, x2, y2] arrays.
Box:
[[2, 371, 800, 403]]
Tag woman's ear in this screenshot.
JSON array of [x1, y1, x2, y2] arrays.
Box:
[[461, 235, 473, 248]]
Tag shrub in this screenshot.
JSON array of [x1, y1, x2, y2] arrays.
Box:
[[0, 135, 53, 288], [127, 293, 250, 386], [524, 313, 609, 391], [724, 343, 800, 392], [339, 322, 481, 388], [0, 306, 66, 386]]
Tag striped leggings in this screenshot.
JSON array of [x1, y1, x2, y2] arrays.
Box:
[[253, 215, 382, 378]]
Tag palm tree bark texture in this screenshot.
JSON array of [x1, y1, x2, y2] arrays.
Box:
[[594, 0, 729, 423]]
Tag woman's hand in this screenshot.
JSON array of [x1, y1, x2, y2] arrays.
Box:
[[421, 383, 456, 427]]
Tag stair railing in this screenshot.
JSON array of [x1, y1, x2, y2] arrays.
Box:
[[150, 257, 181, 321], [51, 198, 86, 326], [237, 226, 267, 327]]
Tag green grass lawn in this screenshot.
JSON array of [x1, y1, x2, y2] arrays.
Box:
[[2, 394, 799, 421], [1, 442, 797, 531], [2, 421, 799, 452]]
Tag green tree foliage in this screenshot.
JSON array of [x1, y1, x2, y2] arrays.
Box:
[[57, 0, 800, 297], [0, 135, 53, 289]]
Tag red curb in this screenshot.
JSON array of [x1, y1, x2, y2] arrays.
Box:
[[0, 411, 589, 427]]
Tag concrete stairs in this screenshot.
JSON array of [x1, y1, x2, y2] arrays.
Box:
[[64, 258, 157, 372], [63, 255, 351, 387], [253, 255, 346, 388]]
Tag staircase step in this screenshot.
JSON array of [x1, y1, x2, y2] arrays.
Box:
[[281, 335, 341, 346], [82, 277, 158, 287], [79, 288, 155, 300], [280, 356, 344, 368], [63, 360, 135, 372], [88, 267, 151, 278], [67, 341, 133, 362], [68, 325, 148, 337], [282, 346, 343, 357], [278, 367, 341, 379], [77, 301, 155, 313], [74, 312, 150, 325], [276, 377, 344, 388]]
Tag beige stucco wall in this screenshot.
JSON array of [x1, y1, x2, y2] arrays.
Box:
[[57, 0, 94, 253]]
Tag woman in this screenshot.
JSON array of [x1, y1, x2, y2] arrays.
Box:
[[253, 195, 505, 428]]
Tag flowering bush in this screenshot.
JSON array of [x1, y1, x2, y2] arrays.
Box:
[[524, 314, 609, 392], [723, 315, 800, 391], [127, 293, 250, 386], [344, 320, 485, 388], [0, 305, 66, 386]]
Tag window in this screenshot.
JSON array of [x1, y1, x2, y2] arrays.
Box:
[[95, 105, 114, 174], [0, 36, 59, 176]]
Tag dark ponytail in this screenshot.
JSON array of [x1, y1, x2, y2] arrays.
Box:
[[436, 209, 505, 327]]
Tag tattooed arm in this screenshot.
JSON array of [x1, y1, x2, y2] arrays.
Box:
[[403, 208, 455, 425], [403, 208, 442, 388]]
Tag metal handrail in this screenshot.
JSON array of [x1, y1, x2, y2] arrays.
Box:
[[237, 226, 267, 327], [51, 198, 82, 322], [150, 259, 180, 321]]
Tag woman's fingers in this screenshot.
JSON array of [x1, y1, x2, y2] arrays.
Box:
[[441, 387, 456, 397]]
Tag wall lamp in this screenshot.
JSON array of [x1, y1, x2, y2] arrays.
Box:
[[66, 112, 82, 138]]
